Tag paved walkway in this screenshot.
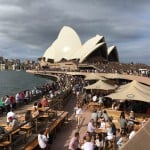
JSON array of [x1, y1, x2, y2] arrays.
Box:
[[51, 94, 91, 150]]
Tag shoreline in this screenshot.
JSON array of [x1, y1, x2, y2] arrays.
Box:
[[26, 70, 150, 85]]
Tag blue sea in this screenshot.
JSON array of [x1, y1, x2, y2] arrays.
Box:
[[0, 70, 52, 98]]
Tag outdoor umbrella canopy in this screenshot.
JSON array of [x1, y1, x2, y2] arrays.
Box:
[[84, 73, 106, 81], [106, 85, 150, 103], [84, 80, 117, 90], [117, 80, 150, 95], [119, 80, 150, 90]]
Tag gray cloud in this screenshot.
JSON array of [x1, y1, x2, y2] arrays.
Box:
[[0, 0, 150, 63]]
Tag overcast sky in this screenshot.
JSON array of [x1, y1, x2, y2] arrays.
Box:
[[0, 0, 150, 64]]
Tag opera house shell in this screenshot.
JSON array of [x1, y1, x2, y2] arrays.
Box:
[[43, 26, 119, 63]]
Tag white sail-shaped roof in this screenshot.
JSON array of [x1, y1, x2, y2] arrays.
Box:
[[79, 42, 105, 63], [107, 46, 114, 55], [73, 35, 104, 60], [43, 26, 82, 62], [43, 26, 119, 63], [107, 46, 119, 62]]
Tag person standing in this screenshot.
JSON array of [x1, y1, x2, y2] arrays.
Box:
[[4, 95, 10, 113], [15, 92, 20, 107], [41, 95, 49, 107], [75, 104, 83, 128], [87, 119, 96, 134], [68, 132, 80, 150], [38, 129, 48, 150]]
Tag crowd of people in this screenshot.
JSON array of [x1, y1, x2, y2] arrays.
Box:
[[69, 93, 149, 150], [0, 71, 149, 150], [0, 74, 74, 115], [85, 61, 150, 77]]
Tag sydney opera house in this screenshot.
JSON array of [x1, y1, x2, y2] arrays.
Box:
[[39, 26, 119, 69]]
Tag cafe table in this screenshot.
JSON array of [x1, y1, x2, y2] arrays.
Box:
[[4, 126, 20, 143]]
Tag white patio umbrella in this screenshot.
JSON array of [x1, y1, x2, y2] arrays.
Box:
[[106, 85, 150, 103], [84, 73, 106, 81], [84, 80, 117, 91]]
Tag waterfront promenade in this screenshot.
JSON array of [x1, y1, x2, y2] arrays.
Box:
[[26, 70, 150, 86], [26, 70, 150, 150], [0, 70, 150, 149]]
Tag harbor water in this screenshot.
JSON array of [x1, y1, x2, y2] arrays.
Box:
[[0, 70, 52, 98]]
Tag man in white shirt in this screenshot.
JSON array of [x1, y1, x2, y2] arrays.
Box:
[[129, 126, 138, 139], [92, 95, 97, 102], [75, 105, 83, 128], [15, 93, 20, 106], [87, 119, 95, 133], [38, 130, 48, 149], [81, 136, 94, 150]]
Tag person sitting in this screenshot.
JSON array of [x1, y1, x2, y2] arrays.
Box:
[[37, 102, 42, 108], [102, 110, 109, 122], [119, 114, 127, 133], [112, 101, 118, 110], [41, 96, 49, 107], [95, 133, 101, 150], [81, 135, 94, 150], [91, 109, 98, 123], [6, 109, 16, 125], [106, 123, 114, 141], [128, 125, 139, 139], [108, 117, 117, 136], [141, 116, 148, 127], [24, 110, 33, 126], [104, 122, 114, 149], [33, 102, 38, 109], [99, 117, 106, 129], [128, 111, 136, 125], [8, 116, 19, 129], [97, 107, 102, 118], [32, 107, 39, 118], [117, 131, 128, 149]]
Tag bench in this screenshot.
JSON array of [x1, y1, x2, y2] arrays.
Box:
[[63, 117, 73, 128], [24, 136, 38, 150], [20, 125, 34, 137], [24, 111, 68, 150]]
